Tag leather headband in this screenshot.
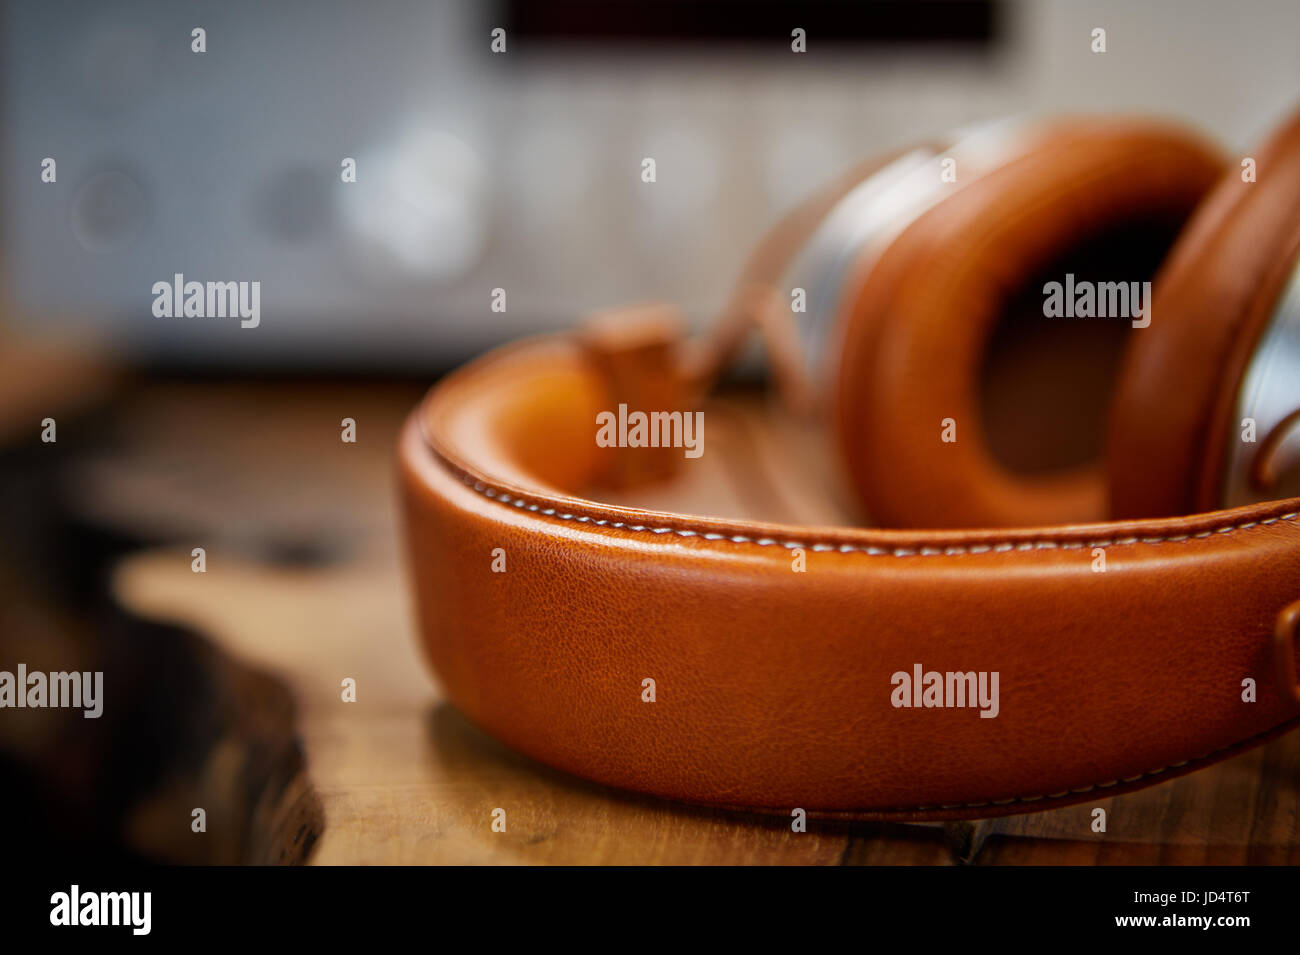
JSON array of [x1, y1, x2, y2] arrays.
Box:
[[400, 334, 1300, 819], [1109, 106, 1300, 517]]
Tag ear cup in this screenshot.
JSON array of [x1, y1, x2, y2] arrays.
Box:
[[834, 119, 1225, 528], [1107, 106, 1300, 518]]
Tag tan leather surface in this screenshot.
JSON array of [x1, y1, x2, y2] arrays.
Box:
[[835, 120, 1225, 528], [578, 304, 688, 488], [1109, 106, 1300, 518], [400, 336, 1300, 819]]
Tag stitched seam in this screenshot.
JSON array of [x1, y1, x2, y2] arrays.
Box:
[[448, 467, 1300, 557], [899, 718, 1298, 812], [429, 455, 1300, 810]]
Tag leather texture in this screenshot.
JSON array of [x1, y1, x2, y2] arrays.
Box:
[[400, 334, 1300, 819], [1109, 107, 1300, 518], [836, 119, 1225, 529], [399, 111, 1300, 819]]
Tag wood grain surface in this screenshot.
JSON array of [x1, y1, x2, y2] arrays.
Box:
[[91, 380, 1300, 864]]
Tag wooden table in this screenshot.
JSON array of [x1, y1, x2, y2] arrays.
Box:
[[75, 379, 1300, 864]]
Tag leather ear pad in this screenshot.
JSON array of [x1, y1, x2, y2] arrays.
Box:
[[1108, 107, 1300, 518], [835, 120, 1225, 529]]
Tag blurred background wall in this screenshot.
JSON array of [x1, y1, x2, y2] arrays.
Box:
[[3, 0, 1298, 371]]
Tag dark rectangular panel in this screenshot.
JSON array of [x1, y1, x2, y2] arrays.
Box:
[[503, 0, 1000, 46]]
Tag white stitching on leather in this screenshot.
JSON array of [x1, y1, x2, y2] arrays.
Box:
[[438, 461, 1300, 813], [906, 729, 1286, 812], [455, 470, 1300, 558]]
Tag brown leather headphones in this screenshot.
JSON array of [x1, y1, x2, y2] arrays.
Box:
[[400, 107, 1300, 819]]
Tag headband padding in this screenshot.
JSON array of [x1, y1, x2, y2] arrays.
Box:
[[1108, 107, 1300, 518], [402, 334, 1300, 817], [836, 121, 1224, 528], [426, 337, 612, 496]]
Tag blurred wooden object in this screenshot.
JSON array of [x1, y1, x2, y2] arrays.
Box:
[[88, 380, 1300, 864], [0, 333, 117, 445], [0, 565, 322, 865], [0, 360, 320, 865]]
